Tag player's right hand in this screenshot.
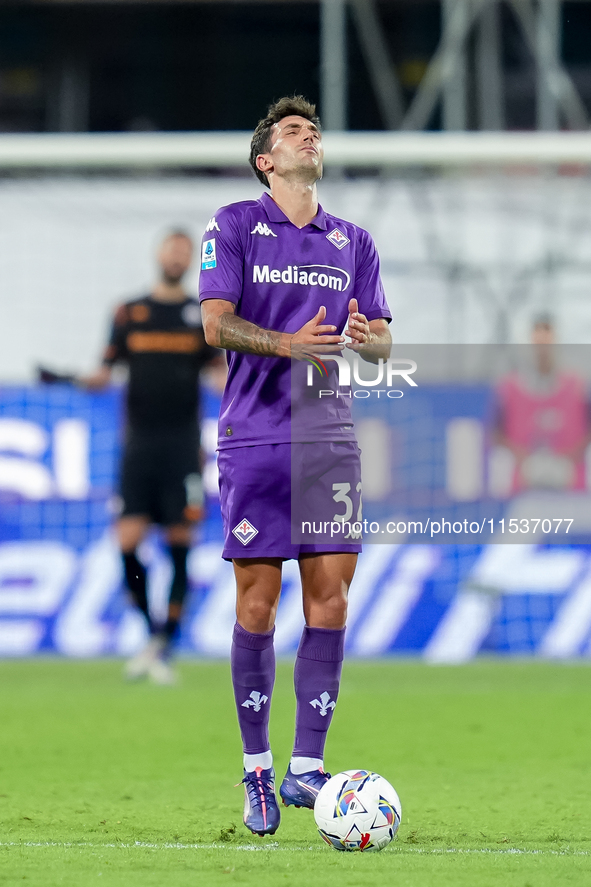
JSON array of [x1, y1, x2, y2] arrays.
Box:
[[289, 306, 345, 360]]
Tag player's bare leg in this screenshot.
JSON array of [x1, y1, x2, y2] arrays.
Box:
[[119, 514, 150, 552], [234, 558, 283, 632], [232, 558, 283, 835], [300, 552, 356, 629], [280, 553, 357, 809]]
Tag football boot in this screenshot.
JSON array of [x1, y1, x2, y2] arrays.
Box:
[[124, 636, 165, 681], [147, 656, 177, 686], [279, 765, 331, 809], [241, 767, 280, 836]]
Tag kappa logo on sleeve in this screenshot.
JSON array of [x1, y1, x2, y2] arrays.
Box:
[[201, 238, 217, 270], [205, 217, 220, 233], [232, 518, 259, 545], [327, 228, 350, 250]]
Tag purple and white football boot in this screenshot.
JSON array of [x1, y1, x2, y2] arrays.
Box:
[[279, 765, 331, 809], [241, 766, 280, 836]]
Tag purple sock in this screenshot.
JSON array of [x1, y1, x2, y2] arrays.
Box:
[[231, 622, 275, 755], [293, 626, 346, 760]]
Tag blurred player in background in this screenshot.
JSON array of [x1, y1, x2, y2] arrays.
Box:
[[85, 230, 222, 684], [495, 314, 590, 493], [200, 96, 391, 836]]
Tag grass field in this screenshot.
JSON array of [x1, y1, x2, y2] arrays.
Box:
[[0, 659, 589, 887]]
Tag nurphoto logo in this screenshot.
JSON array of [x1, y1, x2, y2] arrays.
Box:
[[305, 355, 418, 399]]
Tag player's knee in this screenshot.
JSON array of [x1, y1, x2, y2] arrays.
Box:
[[118, 517, 148, 552], [309, 588, 347, 627], [325, 592, 348, 624], [238, 595, 278, 632], [167, 524, 192, 546], [119, 533, 143, 554]]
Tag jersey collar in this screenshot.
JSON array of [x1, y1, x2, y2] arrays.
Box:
[[259, 191, 328, 231]]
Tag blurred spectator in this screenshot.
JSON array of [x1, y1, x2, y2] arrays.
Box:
[[494, 314, 591, 493]]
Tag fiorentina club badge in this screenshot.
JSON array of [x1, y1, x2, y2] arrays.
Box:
[[326, 227, 350, 250], [232, 518, 259, 545]]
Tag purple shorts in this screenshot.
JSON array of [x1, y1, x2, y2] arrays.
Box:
[[218, 442, 362, 560]]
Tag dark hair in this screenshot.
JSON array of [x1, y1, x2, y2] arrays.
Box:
[[249, 96, 321, 188], [163, 228, 193, 245], [532, 312, 554, 329]]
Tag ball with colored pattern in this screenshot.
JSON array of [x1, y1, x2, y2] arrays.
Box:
[[313, 769, 401, 852]]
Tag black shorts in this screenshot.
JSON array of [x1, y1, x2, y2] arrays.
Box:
[[119, 427, 201, 526]]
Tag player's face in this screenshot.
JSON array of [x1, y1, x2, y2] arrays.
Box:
[[158, 236, 193, 284], [531, 323, 555, 346], [531, 323, 555, 373], [262, 115, 324, 183]]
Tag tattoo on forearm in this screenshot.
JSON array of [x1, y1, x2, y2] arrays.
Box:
[[359, 329, 392, 363], [218, 312, 283, 357]]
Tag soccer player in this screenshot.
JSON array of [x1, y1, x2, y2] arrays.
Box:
[[199, 96, 392, 835], [85, 230, 222, 684]]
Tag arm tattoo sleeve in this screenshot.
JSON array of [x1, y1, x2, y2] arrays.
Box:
[[359, 325, 392, 363], [218, 312, 285, 357]]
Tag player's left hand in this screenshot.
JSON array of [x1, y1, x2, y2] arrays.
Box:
[[345, 299, 370, 351]]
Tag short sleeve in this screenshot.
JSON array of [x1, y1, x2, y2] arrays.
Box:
[[354, 230, 391, 323], [199, 206, 245, 305], [102, 304, 129, 366]]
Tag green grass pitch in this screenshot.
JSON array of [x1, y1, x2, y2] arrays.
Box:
[[0, 659, 589, 886]]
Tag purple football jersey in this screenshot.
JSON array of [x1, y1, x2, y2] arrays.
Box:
[[199, 191, 391, 449]]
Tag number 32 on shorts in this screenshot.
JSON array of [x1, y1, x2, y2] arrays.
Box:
[[332, 482, 363, 523]]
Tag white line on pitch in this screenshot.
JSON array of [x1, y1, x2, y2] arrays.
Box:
[[0, 841, 588, 856]]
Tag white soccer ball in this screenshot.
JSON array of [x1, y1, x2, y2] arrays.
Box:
[[314, 769, 402, 852]]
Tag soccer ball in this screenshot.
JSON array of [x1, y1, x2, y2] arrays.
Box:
[[314, 769, 402, 852]]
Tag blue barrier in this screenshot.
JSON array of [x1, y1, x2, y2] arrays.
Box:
[[0, 385, 590, 659]]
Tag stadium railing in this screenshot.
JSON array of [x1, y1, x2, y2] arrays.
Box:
[[1, 130, 591, 169]]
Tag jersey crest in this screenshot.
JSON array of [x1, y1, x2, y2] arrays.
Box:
[[232, 518, 259, 545], [327, 227, 350, 250]]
